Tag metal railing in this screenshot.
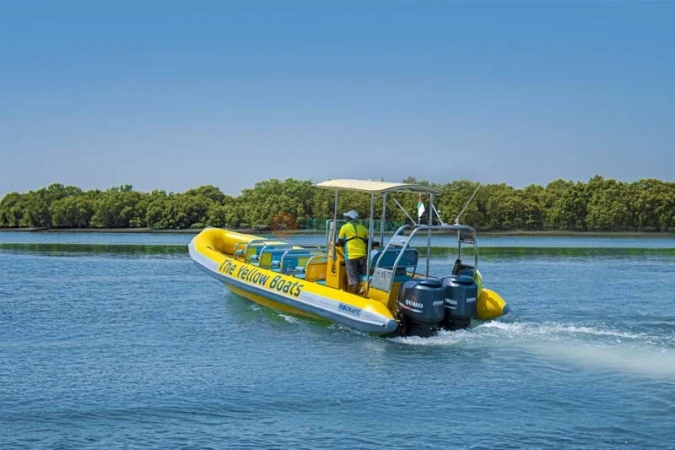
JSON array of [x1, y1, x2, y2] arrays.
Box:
[[369, 223, 478, 295]]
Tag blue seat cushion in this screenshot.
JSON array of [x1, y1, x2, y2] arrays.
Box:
[[370, 248, 418, 269]]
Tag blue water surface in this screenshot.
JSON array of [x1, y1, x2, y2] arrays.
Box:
[[2, 230, 675, 248], [1, 235, 675, 449]]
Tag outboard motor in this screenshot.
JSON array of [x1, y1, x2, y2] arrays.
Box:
[[397, 279, 446, 337], [440, 275, 478, 330]]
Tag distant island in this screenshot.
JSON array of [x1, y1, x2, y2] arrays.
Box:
[[1, 176, 674, 233]]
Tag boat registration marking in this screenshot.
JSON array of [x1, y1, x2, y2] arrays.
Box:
[[338, 303, 362, 316]]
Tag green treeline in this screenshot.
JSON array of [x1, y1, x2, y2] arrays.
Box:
[[1, 176, 674, 232]]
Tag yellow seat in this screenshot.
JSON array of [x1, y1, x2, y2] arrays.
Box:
[[305, 261, 327, 282]]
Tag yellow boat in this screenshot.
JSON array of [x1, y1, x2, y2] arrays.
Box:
[[189, 179, 509, 337]]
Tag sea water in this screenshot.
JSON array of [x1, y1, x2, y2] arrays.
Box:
[[1, 232, 674, 449]]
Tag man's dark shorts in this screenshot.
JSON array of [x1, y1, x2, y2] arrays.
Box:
[[346, 256, 367, 286]]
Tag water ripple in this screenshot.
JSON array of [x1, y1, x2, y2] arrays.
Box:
[[3, 243, 675, 448]]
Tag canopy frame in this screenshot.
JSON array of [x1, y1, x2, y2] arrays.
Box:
[[316, 179, 441, 195], [319, 178, 448, 296]]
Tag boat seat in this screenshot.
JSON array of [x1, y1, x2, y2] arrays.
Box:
[[452, 259, 475, 277], [359, 275, 412, 283], [291, 265, 308, 279], [362, 248, 419, 285], [258, 246, 293, 269], [242, 240, 291, 264], [304, 256, 327, 282], [280, 251, 316, 275], [233, 242, 248, 261], [370, 248, 419, 270], [281, 255, 312, 275], [360, 267, 411, 284]]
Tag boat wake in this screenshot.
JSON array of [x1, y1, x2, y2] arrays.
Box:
[[474, 321, 674, 344], [389, 320, 675, 379]]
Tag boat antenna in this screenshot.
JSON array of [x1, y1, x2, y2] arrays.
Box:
[[453, 149, 505, 225], [454, 182, 481, 225]]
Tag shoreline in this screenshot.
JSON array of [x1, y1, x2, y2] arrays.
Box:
[[1, 227, 674, 238]]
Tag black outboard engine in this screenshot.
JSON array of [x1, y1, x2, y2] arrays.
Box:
[[397, 279, 446, 337], [440, 275, 478, 330]]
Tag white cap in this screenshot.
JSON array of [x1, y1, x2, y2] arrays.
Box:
[[343, 210, 359, 219]]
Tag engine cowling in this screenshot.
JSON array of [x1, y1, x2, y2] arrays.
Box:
[[397, 279, 446, 337], [440, 275, 478, 330]]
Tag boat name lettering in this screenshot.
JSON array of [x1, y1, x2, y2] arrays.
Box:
[[338, 303, 362, 316], [219, 260, 272, 287], [218, 260, 237, 276], [220, 260, 304, 296], [237, 266, 271, 287], [270, 276, 304, 297]]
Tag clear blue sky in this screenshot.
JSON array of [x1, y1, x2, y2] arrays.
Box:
[[1, 0, 673, 196]]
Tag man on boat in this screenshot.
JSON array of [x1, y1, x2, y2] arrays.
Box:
[[336, 210, 370, 294]]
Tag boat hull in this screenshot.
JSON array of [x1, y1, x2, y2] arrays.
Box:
[[189, 231, 398, 335]]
